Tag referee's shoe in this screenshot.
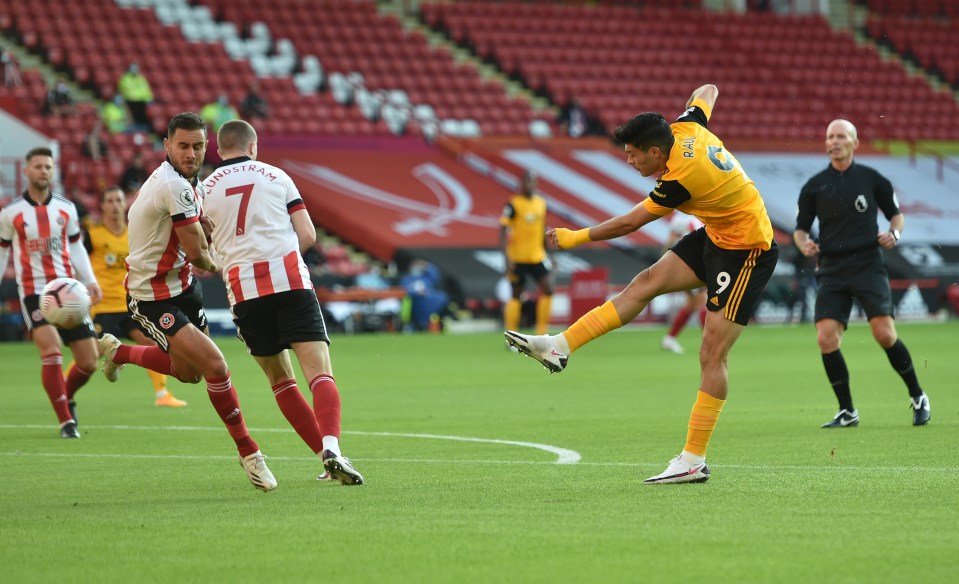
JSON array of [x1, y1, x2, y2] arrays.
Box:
[[910, 394, 931, 426], [821, 409, 859, 428]]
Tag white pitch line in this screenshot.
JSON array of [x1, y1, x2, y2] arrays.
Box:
[[2, 425, 952, 473], [0, 423, 581, 465], [0, 451, 953, 474], [346, 430, 581, 465]]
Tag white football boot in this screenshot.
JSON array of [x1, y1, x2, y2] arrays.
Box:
[[98, 333, 124, 382], [504, 331, 568, 373], [644, 454, 710, 485], [660, 335, 684, 354], [322, 450, 364, 485], [240, 451, 278, 492]]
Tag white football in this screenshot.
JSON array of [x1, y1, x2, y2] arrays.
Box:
[[39, 277, 91, 329]]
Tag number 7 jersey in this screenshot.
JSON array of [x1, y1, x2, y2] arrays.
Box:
[[201, 156, 313, 306]]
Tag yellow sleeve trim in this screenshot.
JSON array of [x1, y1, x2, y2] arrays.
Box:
[[690, 97, 712, 121], [641, 197, 673, 217]]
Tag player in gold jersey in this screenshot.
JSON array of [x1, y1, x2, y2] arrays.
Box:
[[85, 186, 186, 407], [506, 84, 779, 484], [499, 171, 553, 334]]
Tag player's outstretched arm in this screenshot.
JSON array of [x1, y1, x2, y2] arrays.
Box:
[[552, 203, 660, 249], [685, 84, 718, 110]]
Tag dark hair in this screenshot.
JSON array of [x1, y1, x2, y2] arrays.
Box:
[[613, 112, 674, 152], [217, 119, 257, 152], [25, 147, 54, 162], [100, 185, 124, 203], [167, 112, 206, 138]]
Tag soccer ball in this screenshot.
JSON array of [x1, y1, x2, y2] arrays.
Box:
[[40, 277, 91, 329]]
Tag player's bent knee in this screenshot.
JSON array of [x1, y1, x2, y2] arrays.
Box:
[[170, 362, 203, 383], [201, 359, 230, 380], [698, 346, 723, 368], [78, 358, 99, 372], [621, 277, 657, 305]]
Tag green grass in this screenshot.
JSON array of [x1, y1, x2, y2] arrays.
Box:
[[1, 321, 957, 583]]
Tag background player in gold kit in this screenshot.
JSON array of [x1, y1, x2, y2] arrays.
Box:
[[500, 170, 553, 335], [85, 185, 187, 408], [506, 84, 779, 484]]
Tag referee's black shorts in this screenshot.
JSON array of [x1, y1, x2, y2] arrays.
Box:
[[814, 248, 893, 327], [232, 289, 330, 357], [671, 227, 779, 326]]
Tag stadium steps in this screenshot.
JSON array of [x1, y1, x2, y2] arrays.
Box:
[[0, 31, 98, 107], [798, 0, 954, 98], [315, 229, 380, 278], [787, 4, 955, 115]]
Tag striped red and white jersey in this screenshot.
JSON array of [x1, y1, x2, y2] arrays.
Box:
[[126, 160, 203, 301], [0, 193, 82, 299], [202, 156, 312, 306]]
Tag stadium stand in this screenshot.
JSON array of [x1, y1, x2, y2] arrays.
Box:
[[1, 0, 957, 316], [3, 1, 956, 161], [197, 0, 554, 138], [863, 1, 959, 89], [0, 0, 388, 141], [422, 1, 959, 143]]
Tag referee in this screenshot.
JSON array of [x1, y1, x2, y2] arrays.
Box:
[[794, 119, 930, 428]]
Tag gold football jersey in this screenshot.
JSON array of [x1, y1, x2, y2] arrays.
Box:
[[500, 194, 548, 264], [86, 223, 130, 315], [642, 98, 773, 251]]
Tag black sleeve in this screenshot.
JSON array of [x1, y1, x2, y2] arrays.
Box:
[[675, 105, 708, 129], [501, 202, 515, 219], [873, 172, 900, 220], [82, 229, 93, 253], [795, 180, 817, 232], [649, 179, 692, 209]]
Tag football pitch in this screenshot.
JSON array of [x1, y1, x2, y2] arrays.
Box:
[[1, 321, 956, 583]]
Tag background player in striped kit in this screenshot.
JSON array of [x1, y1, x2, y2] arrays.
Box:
[[0, 147, 102, 438], [84, 185, 187, 408], [98, 113, 276, 491], [201, 119, 363, 485]]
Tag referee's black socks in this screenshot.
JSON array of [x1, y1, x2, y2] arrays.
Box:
[[822, 350, 854, 412], [884, 339, 924, 399]]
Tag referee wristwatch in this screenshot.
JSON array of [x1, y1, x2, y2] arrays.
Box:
[[889, 228, 901, 242]]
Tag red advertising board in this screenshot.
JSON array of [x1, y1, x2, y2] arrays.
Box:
[[568, 267, 608, 323]]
